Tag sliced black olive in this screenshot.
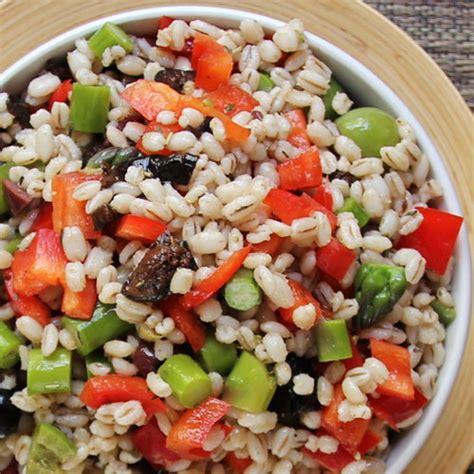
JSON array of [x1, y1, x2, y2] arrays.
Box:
[[0, 389, 21, 437], [7, 96, 31, 129], [92, 204, 120, 231], [329, 170, 357, 185], [2, 180, 33, 216], [154, 69, 196, 93], [186, 116, 212, 138], [133, 342, 159, 377], [43, 57, 73, 82], [122, 232, 197, 303]]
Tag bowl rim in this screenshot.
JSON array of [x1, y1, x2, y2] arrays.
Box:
[[0, 6, 471, 473]]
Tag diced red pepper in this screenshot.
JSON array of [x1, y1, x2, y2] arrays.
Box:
[[180, 246, 251, 309], [343, 337, 365, 370], [80, 374, 166, 416], [370, 338, 414, 400], [52, 172, 102, 240], [278, 279, 321, 330], [61, 278, 97, 320], [251, 234, 283, 256], [321, 384, 370, 450], [312, 178, 333, 211], [284, 109, 311, 151], [4, 270, 51, 326], [11, 228, 66, 296], [303, 444, 354, 471], [369, 387, 429, 430], [316, 238, 356, 282], [132, 417, 180, 469], [225, 452, 252, 474], [299, 193, 337, 232], [30, 203, 54, 231], [121, 80, 183, 121], [191, 33, 233, 91], [358, 429, 382, 455], [48, 79, 72, 110], [160, 296, 206, 352], [396, 207, 463, 275], [202, 84, 258, 117], [166, 397, 230, 460], [135, 121, 182, 156], [158, 16, 174, 30], [278, 147, 322, 191], [115, 215, 167, 244]]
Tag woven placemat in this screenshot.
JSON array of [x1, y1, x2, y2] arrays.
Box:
[[365, 0, 473, 109]]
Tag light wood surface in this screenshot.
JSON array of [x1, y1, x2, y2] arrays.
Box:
[[1, 0, 473, 472]]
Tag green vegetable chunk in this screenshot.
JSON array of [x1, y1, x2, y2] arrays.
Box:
[[26, 423, 76, 474], [5, 234, 22, 254], [27, 348, 72, 395], [257, 73, 275, 92], [354, 263, 407, 330], [322, 78, 344, 120], [431, 299, 456, 326], [223, 351, 276, 413], [62, 303, 132, 356], [0, 321, 21, 369], [315, 320, 352, 362], [337, 197, 370, 227], [70, 84, 111, 133], [335, 107, 400, 157], [158, 354, 211, 408], [88, 22, 134, 58], [224, 268, 262, 311], [85, 350, 113, 379], [0, 162, 16, 214], [199, 333, 237, 375]]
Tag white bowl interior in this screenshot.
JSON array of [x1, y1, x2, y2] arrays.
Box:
[[0, 6, 471, 473]]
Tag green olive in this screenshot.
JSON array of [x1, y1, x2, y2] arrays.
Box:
[[335, 107, 400, 157], [322, 78, 344, 120]]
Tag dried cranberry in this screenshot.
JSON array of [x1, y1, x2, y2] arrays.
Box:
[[133, 343, 159, 377]]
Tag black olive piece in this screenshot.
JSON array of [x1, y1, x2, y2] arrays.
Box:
[[92, 204, 120, 231], [133, 342, 159, 378], [122, 232, 197, 303], [186, 116, 212, 138], [0, 389, 21, 437], [6, 96, 31, 129], [42, 57, 73, 82], [154, 69, 196, 93], [329, 170, 357, 185]]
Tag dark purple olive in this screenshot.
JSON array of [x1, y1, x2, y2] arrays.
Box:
[[0, 389, 20, 436], [133, 342, 159, 377], [3, 180, 33, 216]]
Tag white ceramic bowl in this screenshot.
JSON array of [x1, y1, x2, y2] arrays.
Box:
[[0, 6, 471, 473]]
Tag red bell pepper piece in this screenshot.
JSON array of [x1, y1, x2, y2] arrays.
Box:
[[284, 109, 311, 150], [303, 444, 354, 471], [278, 279, 321, 330], [61, 278, 97, 320], [299, 193, 337, 232], [358, 429, 382, 455], [191, 33, 233, 91], [370, 338, 414, 400], [312, 178, 333, 211], [160, 296, 206, 352], [11, 228, 66, 296], [121, 80, 183, 121], [4, 270, 51, 326], [158, 16, 174, 30], [343, 337, 365, 370], [30, 203, 54, 231], [368, 387, 428, 430], [135, 121, 182, 156], [52, 172, 102, 240], [48, 79, 73, 110], [251, 234, 283, 256], [132, 417, 180, 469], [80, 374, 166, 415], [166, 397, 231, 460], [316, 238, 356, 282], [202, 84, 258, 117], [225, 452, 252, 474], [278, 147, 322, 190], [321, 384, 370, 451], [180, 246, 251, 309], [396, 207, 463, 275], [115, 215, 167, 244]]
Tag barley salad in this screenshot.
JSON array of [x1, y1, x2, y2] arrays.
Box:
[[0, 15, 465, 474]]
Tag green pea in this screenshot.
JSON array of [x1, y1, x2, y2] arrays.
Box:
[[322, 78, 344, 120], [335, 107, 400, 157]]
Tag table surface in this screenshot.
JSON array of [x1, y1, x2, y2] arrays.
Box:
[[0, 1, 473, 472]]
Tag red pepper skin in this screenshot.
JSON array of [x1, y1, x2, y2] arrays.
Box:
[[52, 172, 102, 240], [316, 238, 356, 282], [132, 417, 180, 469], [80, 374, 166, 416], [225, 452, 252, 474], [299, 193, 337, 232], [369, 387, 428, 430], [321, 384, 370, 451], [303, 444, 354, 471], [251, 234, 283, 256], [30, 203, 54, 231], [358, 429, 382, 455], [4, 270, 51, 326], [312, 178, 333, 211], [180, 246, 251, 309], [166, 397, 230, 460], [61, 278, 97, 320], [11, 228, 66, 296], [203, 84, 258, 118], [135, 121, 182, 156], [278, 147, 322, 190], [343, 337, 365, 370], [284, 109, 311, 151], [397, 207, 463, 275], [47, 79, 72, 110], [370, 338, 414, 400], [158, 16, 174, 30], [160, 296, 206, 352], [115, 215, 167, 244]]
